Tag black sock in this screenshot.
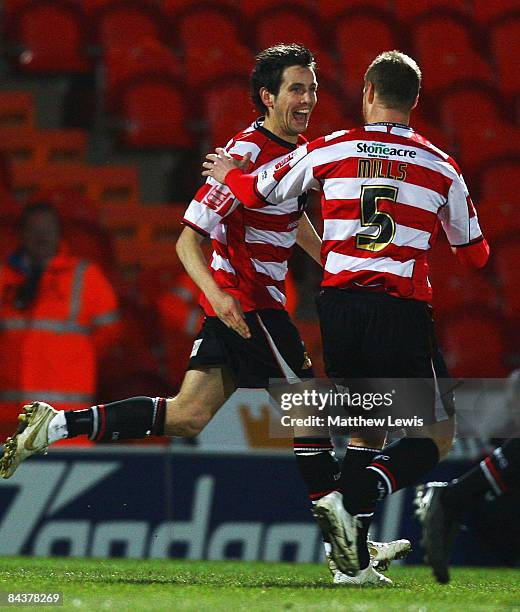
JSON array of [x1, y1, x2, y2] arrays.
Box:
[[293, 437, 339, 502], [340, 445, 380, 518], [445, 438, 520, 504], [343, 438, 440, 515], [64, 408, 94, 437], [65, 397, 167, 441], [339, 445, 381, 570]]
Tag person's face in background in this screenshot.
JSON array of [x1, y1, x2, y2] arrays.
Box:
[[22, 210, 61, 265]]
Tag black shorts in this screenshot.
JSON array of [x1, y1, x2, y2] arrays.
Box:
[[316, 288, 455, 421], [187, 309, 314, 388]]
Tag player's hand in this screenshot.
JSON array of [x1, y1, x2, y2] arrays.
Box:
[[202, 148, 251, 184], [208, 289, 251, 339]]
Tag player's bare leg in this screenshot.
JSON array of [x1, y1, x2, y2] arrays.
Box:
[[0, 366, 235, 479], [164, 366, 235, 437]]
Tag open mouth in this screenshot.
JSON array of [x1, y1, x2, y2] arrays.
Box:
[[293, 109, 310, 123]]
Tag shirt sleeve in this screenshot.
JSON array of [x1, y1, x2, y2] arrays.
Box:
[[439, 172, 484, 247], [182, 177, 240, 236], [182, 139, 259, 234], [225, 143, 319, 208]]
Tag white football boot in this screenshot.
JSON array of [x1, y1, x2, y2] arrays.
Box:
[[312, 491, 360, 575], [327, 555, 393, 586], [368, 538, 412, 571], [0, 401, 57, 478]]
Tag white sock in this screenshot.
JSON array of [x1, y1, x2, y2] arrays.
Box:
[[48, 411, 68, 444]]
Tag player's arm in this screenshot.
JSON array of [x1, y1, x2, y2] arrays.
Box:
[[203, 145, 319, 208], [440, 172, 490, 269], [451, 240, 490, 268], [176, 227, 251, 339], [296, 212, 322, 265]]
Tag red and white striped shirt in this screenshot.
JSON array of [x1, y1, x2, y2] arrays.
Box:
[[183, 119, 307, 315], [228, 123, 485, 303]]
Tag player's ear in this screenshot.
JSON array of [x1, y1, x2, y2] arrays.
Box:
[[366, 81, 376, 103], [260, 87, 275, 111], [411, 95, 419, 111]]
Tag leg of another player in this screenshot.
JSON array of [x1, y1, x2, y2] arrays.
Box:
[[342, 417, 455, 516], [164, 366, 235, 437], [0, 367, 235, 478], [416, 436, 520, 583]]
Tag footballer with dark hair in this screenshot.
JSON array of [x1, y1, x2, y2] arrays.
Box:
[[0, 44, 408, 586]]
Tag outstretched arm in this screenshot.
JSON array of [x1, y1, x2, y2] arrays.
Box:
[[176, 226, 251, 338], [203, 145, 319, 208]]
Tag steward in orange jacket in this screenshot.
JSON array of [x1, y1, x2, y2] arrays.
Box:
[[0, 203, 120, 442]]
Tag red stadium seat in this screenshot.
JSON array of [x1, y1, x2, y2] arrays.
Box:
[[456, 119, 520, 178], [411, 11, 493, 94], [0, 128, 87, 164], [104, 38, 183, 113], [477, 198, 520, 244], [428, 238, 498, 320], [493, 238, 520, 321], [204, 78, 257, 148], [102, 202, 185, 271], [489, 13, 520, 97], [11, 161, 139, 202], [334, 10, 399, 99], [439, 84, 504, 138], [183, 41, 253, 89], [319, 0, 394, 20], [173, 4, 251, 88], [115, 77, 194, 149], [440, 309, 507, 378], [241, 0, 315, 18], [0, 91, 35, 128], [438, 84, 517, 172], [4, 0, 90, 73], [88, 0, 165, 50], [174, 3, 243, 50], [394, 0, 469, 22], [252, 5, 321, 52], [305, 89, 351, 141], [480, 157, 520, 204], [473, 0, 519, 25], [164, 0, 237, 17]]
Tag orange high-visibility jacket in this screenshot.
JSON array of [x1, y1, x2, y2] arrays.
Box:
[[0, 247, 120, 438]]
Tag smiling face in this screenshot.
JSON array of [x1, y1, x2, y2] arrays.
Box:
[[262, 65, 317, 143]]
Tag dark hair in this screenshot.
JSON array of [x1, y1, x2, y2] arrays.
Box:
[[20, 202, 61, 233], [364, 50, 421, 113], [251, 44, 316, 113]]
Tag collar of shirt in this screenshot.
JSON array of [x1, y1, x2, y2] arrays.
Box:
[[365, 121, 412, 130]]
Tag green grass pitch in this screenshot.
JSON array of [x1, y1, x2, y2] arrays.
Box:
[[0, 558, 519, 611]]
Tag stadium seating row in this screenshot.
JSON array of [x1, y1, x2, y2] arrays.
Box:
[[1, 90, 517, 205], [2, 1, 518, 97]]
